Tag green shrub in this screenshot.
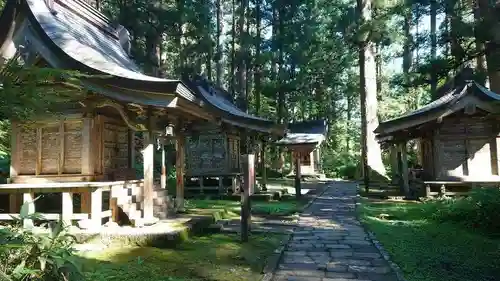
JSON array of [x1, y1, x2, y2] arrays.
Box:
[[430, 188, 500, 235], [0, 200, 84, 281]]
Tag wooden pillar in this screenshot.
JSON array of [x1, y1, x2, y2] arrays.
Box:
[[9, 121, 19, 180], [294, 151, 302, 199], [62, 192, 73, 227], [261, 141, 267, 191], [398, 142, 410, 196], [143, 131, 155, 220], [90, 187, 102, 229], [241, 154, 254, 242], [9, 122, 22, 210], [175, 134, 185, 212], [128, 129, 136, 169], [81, 116, 94, 214], [161, 143, 167, 190], [22, 192, 35, 229], [390, 144, 399, 183]]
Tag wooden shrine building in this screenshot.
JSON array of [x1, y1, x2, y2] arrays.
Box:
[[276, 120, 328, 196], [0, 0, 283, 229], [375, 68, 500, 197], [181, 77, 284, 195]]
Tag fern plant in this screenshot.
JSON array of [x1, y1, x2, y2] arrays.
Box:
[[0, 200, 84, 281]]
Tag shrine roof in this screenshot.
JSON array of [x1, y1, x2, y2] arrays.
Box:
[[0, 0, 283, 134], [276, 120, 328, 146], [375, 68, 500, 142]]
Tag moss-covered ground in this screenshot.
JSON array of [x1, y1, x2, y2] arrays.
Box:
[[80, 233, 284, 281], [358, 198, 500, 281], [185, 198, 307, 217]]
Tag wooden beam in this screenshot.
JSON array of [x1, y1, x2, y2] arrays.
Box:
[[241, 154, 254, 242], [294, 152, 302, 199], [128, 129, 135, 169], [91, 187, 103, 229], [61, 191, 73, 226], [22, 192, 35, 229], [261, 141, 267, 191], [36, 127, 42, 175], [143, 114, 155, 219], [59, 121, 65, 175], [81, 116, 94, 213], [10, 121, 20, 178], [398, 142, 410, 197], [161, 144, 166, 190], [175, 133, 185, 212]]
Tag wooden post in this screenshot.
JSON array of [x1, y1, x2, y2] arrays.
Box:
[[128, 129, 135, 169], [81, 116, 94, 214], [161, 144, 167, 190], [294, 151, 302, 199], [425, 184, 431, 198], [110, 197, 119, 223], [390, 144, 399, 183], [261, 141, 267, 191], [90, 187, 103, 229], [143, 131, 155, 219], [61, 192, 73, 227], [218, 177, 225, 194], [439, 184, 446, 197], [175, 134, 185, 211], [241, 154, 254, 242], [128, 129, 136, 169], [398, 142, 410, 197], [22, 192, 35, 229], [10, 121, 19, 180], [9, 194, 21, 213]]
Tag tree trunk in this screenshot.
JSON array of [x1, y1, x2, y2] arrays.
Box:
[[430, 0, 437, 97], [230, 0, 237, 96], [216, 0, 223, 86], [237, 0, 248, 111], [254, 0, 262, 114], [357, 0, 387, 189], [402, 1, 412, 85], [176, 0, 185, 75], [478, 0, 500, 92], [473, 0, 488, 86]]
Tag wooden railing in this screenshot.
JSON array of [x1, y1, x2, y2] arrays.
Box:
[[0, 180, 144, 229]]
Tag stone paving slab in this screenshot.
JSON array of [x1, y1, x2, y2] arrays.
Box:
[[271, 181, 399, 281]]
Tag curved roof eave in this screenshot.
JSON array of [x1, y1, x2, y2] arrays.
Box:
[[21, 0, 200, 103]]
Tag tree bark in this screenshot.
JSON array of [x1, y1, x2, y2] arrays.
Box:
[[216, 0, 223, 86], [237, 0, 248, 111], [473, 0, 487, 86], [254, 0, 262, 114], [357, 0, 387, 188], [402, 0, 412, 84], [430, 0, 437, 97], [230, 0, 237, 96]]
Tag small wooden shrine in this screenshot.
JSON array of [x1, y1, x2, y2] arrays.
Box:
[[375, 68, 500, 197], [276, 120, 328, 196], [0, 0, 283, 229], [181, 76, 284, 195]]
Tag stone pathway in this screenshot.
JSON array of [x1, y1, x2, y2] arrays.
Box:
[[272, 181, 399, 281]]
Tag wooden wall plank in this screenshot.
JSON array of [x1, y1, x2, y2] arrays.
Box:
[[10, 121, 20, 178]]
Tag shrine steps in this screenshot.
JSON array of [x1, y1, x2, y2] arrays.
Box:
[[111, 185, 173, 226]]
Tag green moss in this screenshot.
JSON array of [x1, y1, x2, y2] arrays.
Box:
[[80, 233, 284, 281], [358, 198, 500, 281], [186, 198, 307, 216]]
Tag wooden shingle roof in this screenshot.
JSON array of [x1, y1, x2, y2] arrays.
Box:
[[375, 68, 500, 141]]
